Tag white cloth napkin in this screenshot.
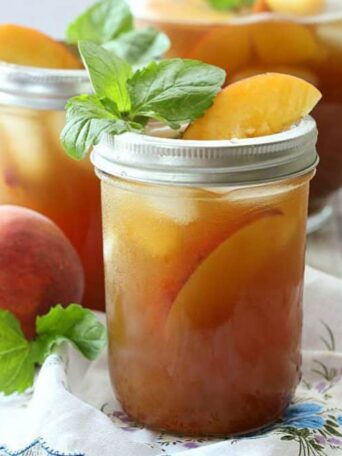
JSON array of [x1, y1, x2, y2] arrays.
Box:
[[1, 266, 342, 456]]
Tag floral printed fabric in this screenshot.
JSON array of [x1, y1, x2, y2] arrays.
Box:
[[1, 267, 342, 456]]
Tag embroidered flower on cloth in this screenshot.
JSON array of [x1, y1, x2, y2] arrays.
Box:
[[0, 439, 84, 456], [282, 403, 325, 430]]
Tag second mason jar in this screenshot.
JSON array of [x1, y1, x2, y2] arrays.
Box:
[[0, 62, 105, 311], [92, 117, 318, 435]]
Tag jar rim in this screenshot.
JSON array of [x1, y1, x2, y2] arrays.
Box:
[[0, 61, 91, 111], [129, 0, 342, 25], [91, 116, 319, 187]]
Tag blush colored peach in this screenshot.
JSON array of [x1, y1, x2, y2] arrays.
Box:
[[0, 205, 84, 338]]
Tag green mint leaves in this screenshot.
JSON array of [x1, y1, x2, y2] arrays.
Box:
[[79, 41, 132, 112], [207, 0, 254, 10], [0, 311, 34, 395], [62, 95, 133, 160], [61, 41, 226, 160], [67, 0, 133, 44], [104, 27, 170, 66], [66, 0, 170, 66], [128, 59, 226, 129], [0, 304, 106, 396]]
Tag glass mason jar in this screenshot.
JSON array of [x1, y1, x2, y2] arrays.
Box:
[[0, 62, 105, 311], [131, 0, 342, 232], [92, 117, 318, 435]]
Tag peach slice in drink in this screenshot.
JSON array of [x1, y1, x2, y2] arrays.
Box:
[[145, 0, 233, 22], [265, 0, 325, 16], [189, 26, 252, 73], [103, 183, 282, 326], [166, 207, 291, 331], [183, 73, 322, 140], [252, 22, 327, 65], [0, 24, 82, 69], [164, 178, 309, 334]]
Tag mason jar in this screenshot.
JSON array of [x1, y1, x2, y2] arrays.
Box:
[[0, 62, 105, 311], [131, 0, 342, 232], [92, 117, 318, 435]]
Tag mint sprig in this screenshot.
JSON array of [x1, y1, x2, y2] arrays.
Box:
[[128, 59, 226, 129], [66, 0, 170, 66], [79, 41, 132, 112], [67, 0, 133, 45], [0, 304, 106, 395], [61, 41, 226, 160], [103, 27, 171, 66], [207, 0, 254, 10]]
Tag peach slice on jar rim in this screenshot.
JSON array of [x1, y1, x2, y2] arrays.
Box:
[[183, 72, 322, 140], [252, 22, 327, 65], [0, 24, 82, 69]]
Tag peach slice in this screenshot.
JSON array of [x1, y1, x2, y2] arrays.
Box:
[[253, 0, 271, 13], [189, 26, 251, 73], [166, 208, 285, 330], [183, 73, 321, 140], [252, 22, 327, 65], [266, 0, 325, 16], [0, 24, 82, 69]]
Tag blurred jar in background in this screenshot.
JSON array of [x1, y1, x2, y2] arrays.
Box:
[[0, 63, 105, 311], [133, 0, 342, 231]]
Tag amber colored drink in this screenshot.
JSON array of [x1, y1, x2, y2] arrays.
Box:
[[135, 0, 342, 220], [0, 106, 104, 310], [101, 172, 311, 435]]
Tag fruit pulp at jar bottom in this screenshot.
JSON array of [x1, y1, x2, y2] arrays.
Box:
[[103, 176, 309, 435], [0, 106, 105, 311], [137, 13, 342, 211]]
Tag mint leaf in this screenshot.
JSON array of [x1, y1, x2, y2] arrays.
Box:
[[36, 305, 106, 361], [61, 94, 133, 160], [128, 59, 226, 128], [104, 27, 170, 66], [207, 0, 254, 10], [79, 41, 132, 112], [0, 311, 35, 395], [66, 0, 133, 45], [0, 305, 106, 395]]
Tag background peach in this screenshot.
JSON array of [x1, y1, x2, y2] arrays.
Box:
[[0, 205, 84, 338]]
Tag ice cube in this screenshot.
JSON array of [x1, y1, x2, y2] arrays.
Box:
[[317, 24, 342, 50], [145, 193, 199, 225], [0, 109, 51, 180]]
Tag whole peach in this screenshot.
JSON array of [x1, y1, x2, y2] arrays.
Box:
[[0, 205, 84, 338]]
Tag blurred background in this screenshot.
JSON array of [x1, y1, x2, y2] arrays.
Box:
[[0, 0, 94, 38]]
